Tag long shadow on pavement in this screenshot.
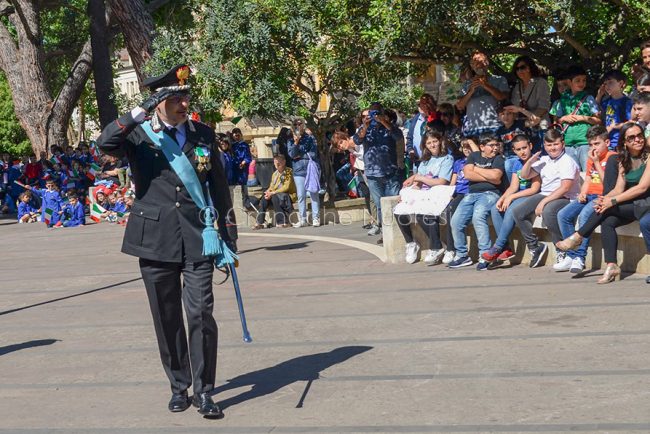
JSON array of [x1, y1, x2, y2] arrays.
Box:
[[0, 277, 142, 316], [0, 339, 59, 356], [213, 346, 372, 410], [238, 241, 312, 255]]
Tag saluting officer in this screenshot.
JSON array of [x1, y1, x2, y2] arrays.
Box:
[[97, 65, 236, 418]]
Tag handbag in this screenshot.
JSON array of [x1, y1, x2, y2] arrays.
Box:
[[305, 153, 321, 193]]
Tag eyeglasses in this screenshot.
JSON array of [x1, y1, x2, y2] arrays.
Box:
[[625, 133, 645, 143], [515, 64, 528, 71], [483, 142, 499, 147]]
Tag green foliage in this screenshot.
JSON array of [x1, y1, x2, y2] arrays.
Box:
[[0, 74, 30, 157], [149, 0, 419, 131], [41, 0, 90, 96]]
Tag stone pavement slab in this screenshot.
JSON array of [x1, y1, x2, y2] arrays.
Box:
[[1, 218, 650, 433]]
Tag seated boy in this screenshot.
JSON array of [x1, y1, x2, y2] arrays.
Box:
[[253, 154, 297, 229], [448, 135, 506, 270], [511, 129, 581, 268], [482, 135, 542, 263], [495, 104, 540, 159], [632, 92, 650, 138], [555, 125, 617, 273], [17, 191, 40, 223], [59, 192, 85, 227]]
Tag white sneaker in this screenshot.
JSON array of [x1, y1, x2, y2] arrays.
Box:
[[292, 220, 308, 228], [442, 250, 455, 264], [553, 254, 573, 272], [367, 224, 381, 236], [570, 257, 585, 274], [405, 242, 420, 264], [423, 248, 445, 266], [312, 218, 320, 227]]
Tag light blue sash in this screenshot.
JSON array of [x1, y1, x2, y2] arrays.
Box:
[[141, 121, 237, 266]]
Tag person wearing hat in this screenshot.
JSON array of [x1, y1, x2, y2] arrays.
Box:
[[97, 64, 237, 418]]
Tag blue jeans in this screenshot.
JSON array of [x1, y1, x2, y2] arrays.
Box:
[[639, 213, 650, 255], [451, 191, 499, 257], [294, 175, 320, 221], [366, 174, 401, 225], [490, 196, 527, 250], [557, 195, 598, 260]]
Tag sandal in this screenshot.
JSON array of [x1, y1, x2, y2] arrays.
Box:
[[555, 233, 582, 251], [252, 224, 264, 230]]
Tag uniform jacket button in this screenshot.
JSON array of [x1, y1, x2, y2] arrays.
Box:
[[175, 202, 181, 208], [176, 186, 181, 192]]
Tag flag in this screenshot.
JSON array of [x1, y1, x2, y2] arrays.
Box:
[[49, 155, 61, 165], [89, 142, 101, 163], [86, 163, 101, 181], [347, 176, 359, 193], [43, 208, 53, 225], [90, 203, 106, 222]]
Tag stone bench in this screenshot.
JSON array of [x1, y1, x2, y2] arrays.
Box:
[[381, 195, 650, 274]]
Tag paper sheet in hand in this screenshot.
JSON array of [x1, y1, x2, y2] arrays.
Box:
[[393, 185, 455, 216]]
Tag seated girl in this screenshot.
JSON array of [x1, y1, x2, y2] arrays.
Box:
[[394, 132, 454, 265]]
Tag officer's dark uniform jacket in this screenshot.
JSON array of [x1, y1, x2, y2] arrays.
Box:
[[97, 112, 236, 263]]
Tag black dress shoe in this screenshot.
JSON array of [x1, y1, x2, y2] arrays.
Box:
[[646, 275, 650, 284], [168, 391, 191, 412], [192, 393, 224, 418]]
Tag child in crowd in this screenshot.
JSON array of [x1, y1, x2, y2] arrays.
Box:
[[396, 132, 454, 265], [482, 135, 541, 264], [230, 128, 253, 186], [59, 192, 85, 227], [597, 69, 632, 150], [217, 133, 235, 185], [253, 154, 296, 229], [554, 126, 617, 273], [631, 92, 650, 139], [495, 104, 540, 159], [442, 138, 478, 264], [448, 135, 506, 270], [25, 179, 63, 227], [549, 65, 601, 170], [510, 129, 581, 268], [17, 191, 39, 223]]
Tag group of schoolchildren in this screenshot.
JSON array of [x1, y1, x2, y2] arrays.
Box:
[[1, 142, 134, 227], [392, 56, 650, 285]]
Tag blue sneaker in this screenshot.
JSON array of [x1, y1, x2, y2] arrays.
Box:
[[447, 256, 473, 268], [476, 259, 490, 271]]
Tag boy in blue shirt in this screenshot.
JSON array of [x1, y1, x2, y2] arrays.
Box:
[[59, 192, 85, 227], [26, 179, 63, 227], [17, 191, 40, 223], [597, 69, 632, 150]]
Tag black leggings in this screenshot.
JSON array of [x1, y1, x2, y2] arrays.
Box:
[[578, 203, 635, 263], [395, 214, 443, 250]]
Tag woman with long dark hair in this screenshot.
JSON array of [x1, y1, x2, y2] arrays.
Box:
[[556, 122, 650, 283], [510, 56, 551, 120]]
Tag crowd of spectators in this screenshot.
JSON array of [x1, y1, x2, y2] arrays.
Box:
[[4, 42, 650, 284]]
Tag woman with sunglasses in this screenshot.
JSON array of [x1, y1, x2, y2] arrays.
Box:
[[510, 56, 551, 121], [556, 122, 650, 283]]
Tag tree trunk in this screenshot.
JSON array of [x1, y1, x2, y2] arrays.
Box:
[[106, 0, 155, 85], [88, 0, 119, 129], [0, 1, 92, 157]]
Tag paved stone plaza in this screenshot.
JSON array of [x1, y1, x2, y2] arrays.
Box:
[[1, 217, 650, 433]]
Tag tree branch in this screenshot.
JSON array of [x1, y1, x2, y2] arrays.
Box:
[[146, 0, 172, 13], [555, 30, 592, 59]]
